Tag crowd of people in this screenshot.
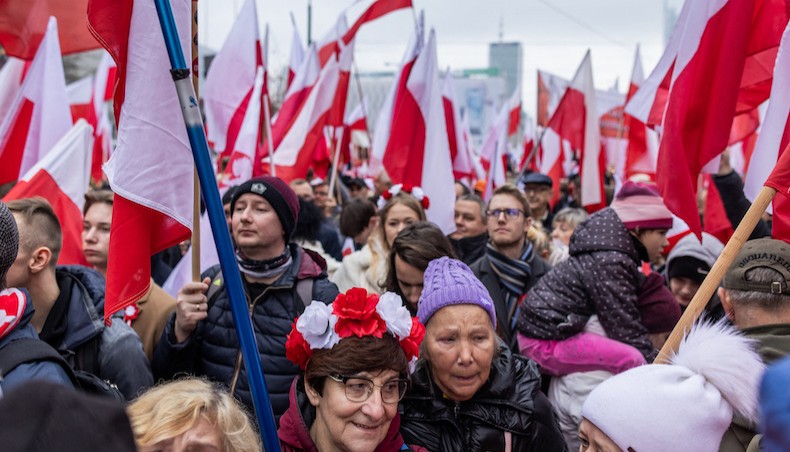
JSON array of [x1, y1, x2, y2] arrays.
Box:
[[0, 162, 789, 452]]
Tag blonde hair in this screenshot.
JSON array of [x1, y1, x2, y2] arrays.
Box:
[[127, 378, 260, 452]]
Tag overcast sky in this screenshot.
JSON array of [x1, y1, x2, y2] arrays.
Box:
[[199, 0, 684, 118]]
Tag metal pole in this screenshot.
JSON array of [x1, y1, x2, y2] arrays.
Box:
[[151, 1, 280, 449], [307, 0, 312, 45]]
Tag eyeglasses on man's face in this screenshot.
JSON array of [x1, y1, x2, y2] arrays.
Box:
[[327, 374, 409, 404], [486, 208, 525, 221]]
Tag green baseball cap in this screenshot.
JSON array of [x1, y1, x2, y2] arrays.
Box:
[[722, 238, 790, 294]]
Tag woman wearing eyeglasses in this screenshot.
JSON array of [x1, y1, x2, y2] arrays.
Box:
[[401, 257, 566, 451], [278, 287, 427, 452]]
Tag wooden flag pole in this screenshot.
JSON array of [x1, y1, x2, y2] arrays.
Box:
[[191, 0, 201, 282], [654, 185, 776, 364], [263, 93, 276, 177]]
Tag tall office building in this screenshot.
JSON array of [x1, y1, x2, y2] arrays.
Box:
[[488, 42, 522, 98]]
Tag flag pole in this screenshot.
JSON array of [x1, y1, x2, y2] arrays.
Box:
[[654, 185, 776, 364], [151, 1, 281, 449], [263, 93, 276, 177], [191, 0, 201, 282], [329, 127, 343, 196]]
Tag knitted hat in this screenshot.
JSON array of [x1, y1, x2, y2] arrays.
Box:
[[722, 238, 790, 294], [581, 320, 764, 452], [0, 202, 19, 289], [760, 355, 790, 451], [609, 181, 673, 230], [230, 177, 300, 243], [417, 257, 496, 327]]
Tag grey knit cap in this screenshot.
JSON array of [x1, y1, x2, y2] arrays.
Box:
[[417, 257, 496, 327], [0, 202, 19, 288]]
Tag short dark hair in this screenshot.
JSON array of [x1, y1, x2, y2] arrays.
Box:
[[304, 334, 408, 395], [292, 198, 323, 242], [386, 222, 457, 293], [339, 199, 376, 238], [490, 184, 531, 217], [6, 197, 62, 265]]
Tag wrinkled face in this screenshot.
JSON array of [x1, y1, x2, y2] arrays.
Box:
[[232, 194, 285, 258], [139, 416, 223, 452], [424, 304, 496, 402], [551, 221, 575, 247], [669, 276, 700, 308], [383, 203, 420, 247], [451, 200, 486, 240], [6, 214, 31, 289], [82, 203, 112, 272], [578, 418, 622, 452], [487, 194, 530, 250], [314, 184, 330, 208], [635, 229, 669, 262], [522, 183, 552, 213], [307, 370, 399, 452], [394, 255, 424, 310]]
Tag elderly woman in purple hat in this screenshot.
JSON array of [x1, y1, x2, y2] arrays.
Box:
[[399, 257, 566, 451]]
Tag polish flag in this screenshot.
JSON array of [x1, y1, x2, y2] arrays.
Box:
[[87, 52, 117, 184], [0, 17, 72, 186], [338, 101, 369, 167], [0, 0, 100, 59], [702, 174, 734, 244], [317, 16, 348, 67], [219, 67, 265, 189], [507, 85, 522, 136], [442, 70, 474, 180], [270, 56, 341, 182], [657, 0, 789, 237], [88, 0, 194, 323], [537, 70, 570, 127], [746, 20, 790, 234], [204, 0, 261, 160], [479, 100, 509, 191], [479, 87, 521, 170], [270, 46, 321, 153], [369, 12, 423, 176], [3, 120, 93, 265], [379, 30, 455, 233], [623, 46, 659, 180], [540, 51, 602, 210], [326, 39, 356, 128], [341, 0, 412, 47], [287, 13, 305, 90], [0, 57, 26, 121], [67, 75, 94, 122], [519, 117, 536, 173]]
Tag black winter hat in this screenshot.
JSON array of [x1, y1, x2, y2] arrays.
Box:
[[0, 201, 19, 289], [230, 177, 301, 243]]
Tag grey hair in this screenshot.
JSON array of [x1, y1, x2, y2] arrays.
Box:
[[457, 194, 487, 222], [727, 267, 790, 311], [552, 207, 588, 230]]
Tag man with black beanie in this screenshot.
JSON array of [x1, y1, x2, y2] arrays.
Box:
[[153, 176, 339, 419]]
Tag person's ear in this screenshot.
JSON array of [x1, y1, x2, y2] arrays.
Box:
[[368, 216, 379, 230], [29, 246, 52, 274], [718, 287, 735, 322], [304, 380, 322, 408]]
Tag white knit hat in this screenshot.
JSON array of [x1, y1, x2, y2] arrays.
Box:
[[581, 320, 765, 452]]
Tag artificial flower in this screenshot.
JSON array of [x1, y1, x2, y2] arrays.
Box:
[[376, 292, 413, 339], [285, 322, 313, 370], [333, 288, 387, 338], [400, 317, 426, 361], [297, 303, 340, 350]]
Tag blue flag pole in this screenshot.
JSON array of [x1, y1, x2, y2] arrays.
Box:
[[151, 1, 280, 450]]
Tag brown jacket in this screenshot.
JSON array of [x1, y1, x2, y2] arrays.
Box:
[[132, 281, 177, 361]]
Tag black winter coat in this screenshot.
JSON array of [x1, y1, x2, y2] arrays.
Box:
[[516, 208, 656, 360], [152, 244, 339, 418], [400, 344, 566, 452]]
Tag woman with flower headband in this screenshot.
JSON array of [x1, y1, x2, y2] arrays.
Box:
[[400, 257, 566, 451], [278, 287, 427, 452], [332, 184, 428, 294]]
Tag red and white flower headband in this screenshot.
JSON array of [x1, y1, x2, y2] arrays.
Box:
[[377, 183, 430, 210], [285, 288, 425, 371]]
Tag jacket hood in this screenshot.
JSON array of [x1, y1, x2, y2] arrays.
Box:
[[665, 232, 724, 273], [569, 208, 641, 263], [278, 377, 408, 452], [55, 265, 107, 350]]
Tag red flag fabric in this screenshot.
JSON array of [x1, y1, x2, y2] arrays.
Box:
[[88, 0, 193, 324], [623, 46, 659, 180], [326, 40, 355, 128], [537, 70, 570, 127], [658, 0, 789, 238], [341, 0, 412, 46], [442, 70, 474, 180], [0, 57, 26, 121], [269, 47, 321, 156], [702, 175, 734, 244], [0, 17, 72, 186], [0, 0, 101, 59], [219, 67, 264, 188], [3, 121, 93, 266]]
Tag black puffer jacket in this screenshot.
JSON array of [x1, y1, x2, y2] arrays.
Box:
[[516, 208, 656, 360], [152, 244, 339, 418], [400, 344, 567, 452]]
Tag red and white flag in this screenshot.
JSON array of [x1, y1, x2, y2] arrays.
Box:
[[270, 56, 341, 182], [0, 57, 26, 121], [204, 0, 261, 159], [479, 102, 509, 200], [656, 0, 788, 237], [519, 116, 536, 173], [326, 39, 356, 128], [442, 70, 474, 180], [67, 75, 94, 121], [88, 0, 193, 323], [0, 17, 72, 186], [0, 0, 100, 59], [317, 15, 348, 67], [219, 67, 265, 189], [341, 0, 412, 48], [287, 12, 305, 91], [539, 51, 602, 210], [623, 46, 659, 180], [746, 20, 790, 237], [479, 87, 520, 170], [3, 120, 93, 266], [537, 70, 570, 127], [270, 46, 321, 153]]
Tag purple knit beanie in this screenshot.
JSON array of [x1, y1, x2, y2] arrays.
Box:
[[610, 181, 673, 230], [417, 257, 496, 327]]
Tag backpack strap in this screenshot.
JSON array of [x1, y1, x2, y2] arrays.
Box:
[[205, 269, 225, 308], [74, 333, 101, 376], [0, 338, 78, 386], [295, 278, 314, 316]]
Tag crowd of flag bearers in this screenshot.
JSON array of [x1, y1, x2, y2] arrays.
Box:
[[2, 0, 790, 450]]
